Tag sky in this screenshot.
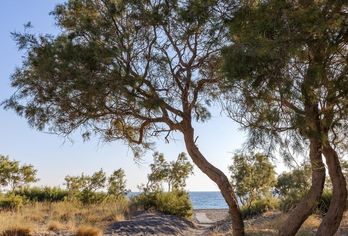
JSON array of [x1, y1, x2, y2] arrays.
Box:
[[0, 1, 283, 192]]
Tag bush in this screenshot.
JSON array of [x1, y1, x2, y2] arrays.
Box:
[[0, 194, 24, 210], [280, 190, 334, 215], [316, 190, 332, 215], [241, 197, 279, 219], [14, 186, 68, 202], [279, 191, 305, 213], [78, 191, 108, 205], [132, 190, 193, 218]]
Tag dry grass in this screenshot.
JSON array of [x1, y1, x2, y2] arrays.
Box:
[[1, 226, 32, 236], [76, 226, 102, 236], [301, 215, 321, 230], [0, 199, 128, 235], [47, 220, 64, 232]]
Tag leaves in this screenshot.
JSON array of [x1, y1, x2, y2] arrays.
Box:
[[0, 155, 38, 192], [222, 0, 348, 155], [229, 153, 276, 206], [145, 152, 193, 192]]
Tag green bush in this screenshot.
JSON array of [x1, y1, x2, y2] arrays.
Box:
[[0, 194, 24, 210], [279, 191, 305, 213], [132, 190, 193, 218], [241, 197, 279, 219], [280, 190, 334, 215], [78, 190, 108, 205], [14, 186, 68, 202], [316, 190, 332, 215]]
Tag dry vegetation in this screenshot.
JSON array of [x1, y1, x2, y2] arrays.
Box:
[[0, 200, 128, 235], [209, 211, 348, 236]]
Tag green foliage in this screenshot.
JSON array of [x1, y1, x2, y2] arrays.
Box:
[[0, 194, 24, 210], [276, 165, 312, 212], [145, 152, 193, 192], [3, 0, 231, 157], [278, 190, 306, 213], [230, 153, 276, 206], [65, 169, 106, 204], [13, 186, 68, 202], [275, 164, 311, 197], [108, 169, 129, 199], [0, 155, 38, 192], [65, 168, 128, 204], [132, 190, 193, 218], [240, 197, 279, 219], [133, 152, 193, 218], [316, 190, 332, 215], [222, 0, 348, 162]]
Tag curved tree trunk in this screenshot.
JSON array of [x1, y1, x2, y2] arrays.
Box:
[[316, 140, 347, 235], [278, 138, 325, 235], [182, 124, 245, 236]]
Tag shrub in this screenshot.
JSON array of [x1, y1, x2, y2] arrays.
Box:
[[76, 226, 102, 236], [280, 190, 334, 215], [1, 227, 31, 236], [316, 190, 332, 215], [279, 191, 305, 213], [241, 197, 279, 219], [132, 190, 193, 218], [78, 191, 108, 205], [0, 194, 24, 210], [14, 186, 68, 202]]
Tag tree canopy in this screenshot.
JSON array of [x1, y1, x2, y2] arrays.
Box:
[[145, 152, 193, 192], [4, 0, 232, 153], [222, 0, 347, 234], [3, 1, 246, 234], [229, 153, 276, 206], [0, 155, 38, 192]]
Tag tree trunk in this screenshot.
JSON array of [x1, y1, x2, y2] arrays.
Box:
[[316, 141, 347, 235], [278, 138, 325, 235], [182, 124, 245, 236]]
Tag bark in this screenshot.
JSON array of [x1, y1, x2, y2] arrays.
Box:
[[316, 140, 347, 236], [182, 124, 245, 236], [278, 138, 325, 236]]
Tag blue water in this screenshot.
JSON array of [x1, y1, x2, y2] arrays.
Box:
[[189, 191, 228, 209], [128, 191, 228, 209]]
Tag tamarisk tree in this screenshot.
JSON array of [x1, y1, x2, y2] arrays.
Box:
[[3, 0, 245, 234], [222, 0, 347, 235]]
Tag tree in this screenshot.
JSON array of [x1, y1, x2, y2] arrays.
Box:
[[108, 168, 129, 199], [0, 155, 38, 192], [168, 152, 193, 191], [3, 1, 246, 234], [146, 152, 193, 192], [275, 165, 311, 198], [222, 0, 347, 235], [275, 164, 312, 212], [229, 153, 276, 207], [65, 169, 106, 204]]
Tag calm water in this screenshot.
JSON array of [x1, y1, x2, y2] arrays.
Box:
[[129, 191, 228, 209], [189, 191, 228, 209]]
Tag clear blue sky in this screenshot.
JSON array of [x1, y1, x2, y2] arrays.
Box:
[[0, 0, 275, 191]]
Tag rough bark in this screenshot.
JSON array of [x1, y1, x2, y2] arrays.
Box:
[[316, 140, 347, 235], [182, 123, 245, 236], [278, 138, 325, 236]]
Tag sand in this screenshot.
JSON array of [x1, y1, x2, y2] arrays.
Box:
[[103, 209, 229, 236]]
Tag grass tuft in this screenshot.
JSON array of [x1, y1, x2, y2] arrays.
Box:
[[47, 220, 64, 232], [76, 226, 102, 236], [1, 226, 31, 236]]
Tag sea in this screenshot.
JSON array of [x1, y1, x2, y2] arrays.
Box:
[[129, 191, 228, 209]]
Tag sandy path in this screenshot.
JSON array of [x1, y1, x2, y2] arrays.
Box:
[[104, 209, 229, 235]]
